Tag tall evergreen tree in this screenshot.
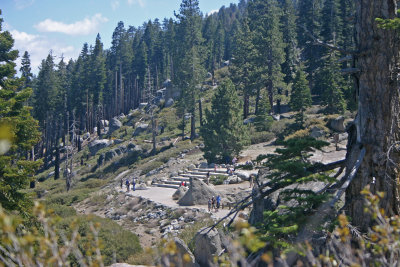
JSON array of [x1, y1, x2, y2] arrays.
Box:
[[200, 79, 248, 163], [280, 0, 299, 84], [297, 0, 323, 93], [175, 0, 205, 140], [230, 17, 257, 119], [289, 67, 312, 125], [0, 10, 41, 213], [20, 51, 33, 89], [248, 0, 286, 113], [317, 54, 346, 114]]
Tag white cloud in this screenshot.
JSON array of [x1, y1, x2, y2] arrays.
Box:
[[34, 14, 109, 36], [111, 0, 120, 10], [127, 0, 145, 7], [10, 30, 79, 74], [207, 9, 219, 16], [13, 0, 35, 10]]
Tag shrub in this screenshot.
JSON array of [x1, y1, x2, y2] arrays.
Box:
[[249, 130, 275, 144], [140, 160, 164, 176], [178, 219, 214, 252], [210, 175, 226, 185]]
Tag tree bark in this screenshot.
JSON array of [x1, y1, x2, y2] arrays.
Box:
[[345, 0, 400, 230]]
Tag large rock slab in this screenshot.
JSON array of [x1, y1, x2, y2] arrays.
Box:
[[172, 186, 188, 200], [88, 139, 112, 155], [105, 150, 118, 162], [194, 227, 224, 267], [133, 123, 149, 136], [330, 116, 345, 132], [172, 237, 196, 267], [165, 98, 174, 108], [108, 118, 122, 134], [178, 178, 218, 206]]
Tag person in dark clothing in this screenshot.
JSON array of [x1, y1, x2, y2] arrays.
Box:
[[125, 179, 130, 192], [120, 179, 123, 189], [132, 177, 136, 191]]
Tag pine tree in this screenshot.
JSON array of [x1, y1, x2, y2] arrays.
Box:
[[259, 137, 333, 246], [248, 0, 286, 113], [280, 0, 299, 84], [254, 91, 273, 131], [200, 79, 248, 163], [289, 67, 312, 125], [20, 51, 33, 89], [230, 17, 257, 119], [0, 10, 41, 212], [297, 0, 323, 93], [317, 54, 346, 114], [175, 0, 205, 140]]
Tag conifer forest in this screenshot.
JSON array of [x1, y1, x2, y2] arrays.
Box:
[[1, 0, 400, 266]]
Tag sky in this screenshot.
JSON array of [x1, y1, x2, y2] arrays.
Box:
[[2, 0, 237, 74]]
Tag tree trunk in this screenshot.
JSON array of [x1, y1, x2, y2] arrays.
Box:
[[345, 0, 400, 230], [190, 107, 196, 141], [198, 99, 203, 127], [243, 92, 249, 119]]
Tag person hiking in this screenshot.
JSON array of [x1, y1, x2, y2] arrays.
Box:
[[120, 178, 123, 189], [132, 177, 136, 191], [216, 195, 221, 210], [125, 179, 130, 192], [208, 198, 212, 212], [211, 196, 216, 211], [206, 171, 210, 185]]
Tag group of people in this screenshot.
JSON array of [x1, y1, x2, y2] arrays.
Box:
[[208, 195, 222, 212], [121, 177, 137, 192]]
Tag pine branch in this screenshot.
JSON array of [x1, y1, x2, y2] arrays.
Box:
[[329, 146, 366, 207], [301, 25, 358, 55], [306, 159, 345, 173]]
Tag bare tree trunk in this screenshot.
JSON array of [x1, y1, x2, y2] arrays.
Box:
[[243, 92, 249, 119], [198, 99, 203, 127], [345, 0, 400, 230]]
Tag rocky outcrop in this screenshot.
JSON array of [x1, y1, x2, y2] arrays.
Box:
[[194, 227, 224, 267], [108, 118, 122, 134], [105, 150, 118, 162], [165, 98, 174, 108], [178, 178, 218, 206], [330, 116, 345, 132], [172, 237, 196, 267], [133, 123, 149, 136], [172, 186, 188, 200], [88, 139, 112, 155], [310, 126, 325, 138]]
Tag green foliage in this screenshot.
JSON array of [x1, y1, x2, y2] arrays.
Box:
[[200, 79, 249, 163], [316, 53, 346, 114], [178, 218, 214, 252], [210, 174, 226, 185], [0, 10, 41, 214], [289, 67, 312, 125], [57, 214, 142, 265], [260, 137, 334, 247], [254, 92, 274, 131], [376, 10, 400, 30]]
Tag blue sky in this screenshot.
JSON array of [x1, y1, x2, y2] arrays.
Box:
[[3, 0, 237, 74]]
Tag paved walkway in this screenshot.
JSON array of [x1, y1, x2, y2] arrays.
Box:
[[116, 186, 232, 219]]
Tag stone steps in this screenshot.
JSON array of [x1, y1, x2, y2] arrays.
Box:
[[178, 174, 207, 179], [162, 180, 182, 185], [153, 183, 180, 189], [153, 164, 237, 190], [187, 170, 229, 177], [171, 176, 197, 182]]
